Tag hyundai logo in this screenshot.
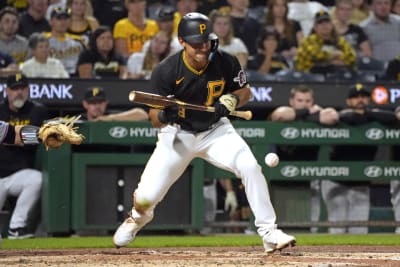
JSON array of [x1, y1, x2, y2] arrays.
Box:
[[109, 126, 128, 138], [365, 128, 384, 140], [280, 165, 300, 177], [281, 127, 300, 139], [364, 166, 383, 178]]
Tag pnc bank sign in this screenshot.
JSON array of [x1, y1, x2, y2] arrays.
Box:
[[0, 82, 73, 99]]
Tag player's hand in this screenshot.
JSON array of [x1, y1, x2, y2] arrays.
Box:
[[157, 105, 179, 124], [224, 191, 238, 217], [214, 94, 239, 120]]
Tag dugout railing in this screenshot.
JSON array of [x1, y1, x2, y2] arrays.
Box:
[[39, 121, 400, 235]]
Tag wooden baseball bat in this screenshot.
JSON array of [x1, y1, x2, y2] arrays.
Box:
[[129, 91, 252, 120]]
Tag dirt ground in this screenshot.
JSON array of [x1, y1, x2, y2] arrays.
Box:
[[1, 245, 400, 267]]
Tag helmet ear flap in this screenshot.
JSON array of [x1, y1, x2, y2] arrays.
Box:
[[209, 33, 219, 52]]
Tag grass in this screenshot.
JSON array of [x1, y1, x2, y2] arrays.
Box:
[[1, 233, 400, 250]]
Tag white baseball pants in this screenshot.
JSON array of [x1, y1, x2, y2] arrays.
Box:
[[0, 169, 42, 229], [134, 118, 277, 237]]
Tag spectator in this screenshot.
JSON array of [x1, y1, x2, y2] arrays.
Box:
[[173, 0, 199, 34], [295, 11, 356, 75], [44, 6, 85, 77], [20, 33, 69, 78], [18, 0, 50, 38], [113, 0, 159, 59], [66, 0, 99, 46], [0, 50, 19, 77], [360, 0, 400, 63], [1, 0, 28, 12], [209, 9, 248, 68], [321, 83, 397, 234], [393, 106, 400, 234], [77, 26, 127, 79], [90, 0, 126, 29], [392, 0, 400, 15], [227, 0, 262, 58], [385, 55, 400, 80], [0, 7, 28, 64], [265, 0, 303, 62], [127, 30, 171, 79], [269, 85, 339, 233], [46, 0, 67, 20], [197, 0, 227, 15], [288, 0, 328, 36], [246, 26, 290, 75], [332, 0, 372, 58], [350, 0, 371, 24], [0, 74, 49, 239], [142, 5, 181, 54], [81, 86, 148, 121]]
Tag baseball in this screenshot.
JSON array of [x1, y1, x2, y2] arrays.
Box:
[[265, 153, 279, 167]]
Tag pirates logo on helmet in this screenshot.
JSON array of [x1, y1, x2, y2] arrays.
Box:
[[178, 12, 219, 51]]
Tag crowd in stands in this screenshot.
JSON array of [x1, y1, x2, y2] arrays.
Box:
[[0, 0, 398, 81]]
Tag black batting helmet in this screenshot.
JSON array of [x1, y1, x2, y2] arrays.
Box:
[[178, 12, 215, 44]]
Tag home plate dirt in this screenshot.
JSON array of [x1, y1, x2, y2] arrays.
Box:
[[1, 246, 400, 266]]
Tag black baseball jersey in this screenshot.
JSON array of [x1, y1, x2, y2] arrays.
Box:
[[149, 50, 248, 132]]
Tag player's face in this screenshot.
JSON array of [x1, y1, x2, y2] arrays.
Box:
[[346, 95, 370, 109], [6, 86, 29, 110], [289, 92, 314, 109], [83, 100, 108, 121], [182, 40, 211, 67]]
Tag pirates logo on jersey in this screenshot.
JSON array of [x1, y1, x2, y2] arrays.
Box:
[[233, 69, 247, 88]]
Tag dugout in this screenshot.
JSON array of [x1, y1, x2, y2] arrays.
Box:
[[38, 121, 400, 235]]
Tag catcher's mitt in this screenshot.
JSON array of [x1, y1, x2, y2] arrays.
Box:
[[38, 116, 85, 150]]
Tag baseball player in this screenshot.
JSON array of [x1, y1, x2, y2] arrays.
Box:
[[113, 12, 296, 253]]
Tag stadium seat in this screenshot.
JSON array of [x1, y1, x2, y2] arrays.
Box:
[[356, 57, 386, 79], [325, 70, 376, 82], [275, 70, 325, 82], [245, 70, 277, 82]]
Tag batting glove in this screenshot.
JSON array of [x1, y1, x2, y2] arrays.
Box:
[[214, 93, 239, 120], [158, 105, 179, 124], [224, 190, 238, 217]]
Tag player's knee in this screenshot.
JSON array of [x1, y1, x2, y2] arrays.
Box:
[[21, 169, 42, 189], [235, 152, 261, 176]]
